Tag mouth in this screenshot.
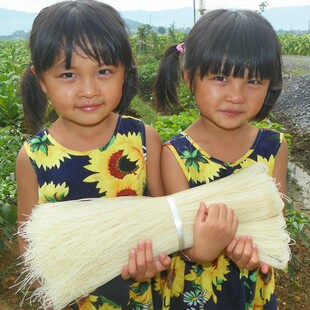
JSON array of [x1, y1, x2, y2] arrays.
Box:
[[221, 110, 243, 117], [78, 104, 101, 112]]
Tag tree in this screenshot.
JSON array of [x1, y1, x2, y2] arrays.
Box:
[[258, 1, 268, 13], [157, 26, 166, 34]]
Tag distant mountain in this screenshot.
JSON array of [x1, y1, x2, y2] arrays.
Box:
[[0, 8, 36, 36], [120, 8, 193, 30], [262, 6, 310, 31], [122, 6, 310, 31], [0, 6, 309, 37]]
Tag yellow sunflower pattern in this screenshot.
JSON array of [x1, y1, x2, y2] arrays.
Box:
[[25, 132, 71, 170], [157, 128, 284, 309], [83, 131, 146, 197], [38, 181, 69, 203], [23, 116, 154, 309]]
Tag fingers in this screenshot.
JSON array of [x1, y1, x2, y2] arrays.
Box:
[[192, 203, 238, 262], [156, 252, 172, 272], [260, 262, 270, 274], [225, 236, 260, 270], [225, 238, 238, 255], [132, 240, 154, 278], [196, 201, 208, 222], [123, 239, 170, 280], [121, 264, 130, 280]]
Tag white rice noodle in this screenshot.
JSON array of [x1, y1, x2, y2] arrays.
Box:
[[17, 163, 291, 309]]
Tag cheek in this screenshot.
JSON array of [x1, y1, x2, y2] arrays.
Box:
[[109, 80, 125, 103]]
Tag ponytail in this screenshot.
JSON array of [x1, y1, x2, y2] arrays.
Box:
[[153, 44, 183, 112], [20, 65, 48, 134]]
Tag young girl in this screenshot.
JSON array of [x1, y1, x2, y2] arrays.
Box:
[[153, 9, 288, 309], [16, 1, 171, 309]]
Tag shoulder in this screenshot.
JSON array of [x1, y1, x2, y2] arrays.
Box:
[[145, 124, 162, 150], [257, 128, 286, 150], [163, 133, 190, 152], [16, 144, 29, 165], [120, 115, 144, 127], [145, 124, 160, 138], [260, 128, 284, 140], [16, 144, 36, 181], [163, 133, 185, 145]]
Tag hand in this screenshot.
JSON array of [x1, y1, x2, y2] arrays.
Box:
[[185, 202, 238, 263], [121, 239, 171, 280], [225, 236, 270, 273]]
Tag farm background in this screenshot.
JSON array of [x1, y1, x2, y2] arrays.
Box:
[[0, 27, 309, 309]]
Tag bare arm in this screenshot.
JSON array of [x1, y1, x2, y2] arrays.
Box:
[[145, 124, 165, 197], [161, 144, 189, 194], [16, 146, 39, 255], [273, 137, 288, 208]]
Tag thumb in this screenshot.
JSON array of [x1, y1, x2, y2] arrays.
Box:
[[196, 201, 208, 222]]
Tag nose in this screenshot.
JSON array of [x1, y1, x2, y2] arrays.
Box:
[[227, 82, 245, 104], [78, 77, 99, 98]]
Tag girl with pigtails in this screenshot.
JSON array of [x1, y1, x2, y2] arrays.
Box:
[[16, 1, 172, 309], [153, 9, 288, 310]]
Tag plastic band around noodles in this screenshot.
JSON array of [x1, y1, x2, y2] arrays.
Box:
[[167, 196, 184, 250]]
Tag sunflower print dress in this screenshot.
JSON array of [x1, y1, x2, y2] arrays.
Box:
[[154, 128, 283, 310], [24, 115, 158, 309]]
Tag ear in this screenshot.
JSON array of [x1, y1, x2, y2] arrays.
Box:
[[31, 65, 48, 94]]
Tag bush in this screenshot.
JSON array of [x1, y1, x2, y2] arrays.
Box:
[[137, 61, 159, 101], [0, 40, 29, 126], [0, 124, 25, 252], [278, 34, 310, 56], [154, 109, 199, 142]]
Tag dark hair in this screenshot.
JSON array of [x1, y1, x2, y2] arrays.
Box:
[[154, 9, 282, 121], [21, 0, 137, 133]]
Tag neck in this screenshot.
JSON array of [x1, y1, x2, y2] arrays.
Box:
[[48, 113, 118, 151]]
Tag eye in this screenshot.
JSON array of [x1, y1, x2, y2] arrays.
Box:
[[61, 72, 76, 79], [98, 68, 112, 76], [214, 75, 228, 82], [248, 79, 261, 85]]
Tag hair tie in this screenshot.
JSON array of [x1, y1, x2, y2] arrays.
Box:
[[176, 43, 185, 54]]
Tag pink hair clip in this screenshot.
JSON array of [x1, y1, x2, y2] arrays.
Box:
[[176, 43, 185, 53]]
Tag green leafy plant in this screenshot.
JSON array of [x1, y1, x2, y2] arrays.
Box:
[[0, 124, 25, 252], [278, 34, 310, 56], [137, 61, 159, 101], [154, 109, 199, 142], [0, 40, 30, 126], [285, 199, 310, 279]]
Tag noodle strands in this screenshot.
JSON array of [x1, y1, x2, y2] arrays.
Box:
[[17, 163, 291, 309]]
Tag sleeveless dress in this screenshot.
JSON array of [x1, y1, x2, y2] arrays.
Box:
[[153, 128, 284, 310], [24, 115, 158, 309]]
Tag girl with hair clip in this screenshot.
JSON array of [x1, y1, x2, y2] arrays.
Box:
[[153, 9, 288, 310], [16, 1, 171, 309]]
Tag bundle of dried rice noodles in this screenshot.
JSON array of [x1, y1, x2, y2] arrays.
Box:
[[17, 163, 291, 309]]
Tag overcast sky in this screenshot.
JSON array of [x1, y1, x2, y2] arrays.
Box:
[[0, 0, 309, 13]]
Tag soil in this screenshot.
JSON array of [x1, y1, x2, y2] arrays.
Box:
[[1, 56, 309, 310]]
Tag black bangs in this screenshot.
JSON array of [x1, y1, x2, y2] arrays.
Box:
[[31, 0, 132, 75], [187, 10, 281, 83], [62, 3, 131, 69], [182, 9, 282, 120]]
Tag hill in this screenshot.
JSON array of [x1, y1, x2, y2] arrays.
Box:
[[0, 8, 36, 36], [0, 5, 309, 37]]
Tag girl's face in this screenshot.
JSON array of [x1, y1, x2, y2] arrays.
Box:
[[185, 68, 270, 130], [36, 49, 125, 127]]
